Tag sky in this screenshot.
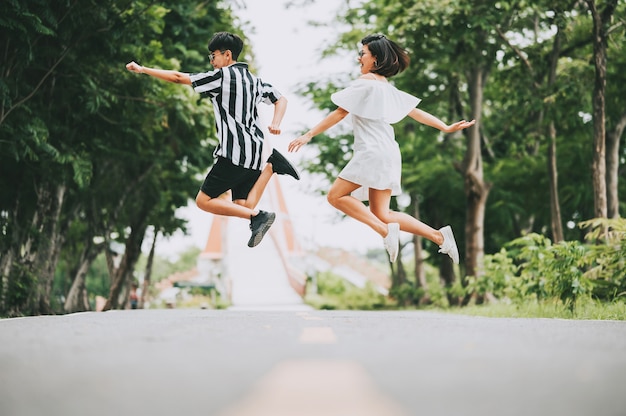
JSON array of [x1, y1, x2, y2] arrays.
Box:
[[153, 0, 380, 258]]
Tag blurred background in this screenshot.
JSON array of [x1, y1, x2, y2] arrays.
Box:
[[1, 0, 625, 318]]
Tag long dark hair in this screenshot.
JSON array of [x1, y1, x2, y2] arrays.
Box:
[[361, 34, 409, 77]]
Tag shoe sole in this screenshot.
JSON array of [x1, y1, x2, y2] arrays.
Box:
[[247, 215, 276, 247], [270, 152, 300, 180], [276, 162, 300, 180]]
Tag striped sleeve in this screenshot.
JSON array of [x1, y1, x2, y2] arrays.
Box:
[[190, 70, 222, 98], [258, 79, 281, 105]]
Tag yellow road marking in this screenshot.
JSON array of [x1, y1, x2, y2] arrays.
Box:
[[298, 326, 337, 344], [296, 311, 323, 321], [217, 359, 408, 416]]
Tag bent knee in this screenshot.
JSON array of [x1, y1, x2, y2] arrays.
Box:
[[372, 209, 392, 223], [326, 192, 340, 207], [195, 191, 210, 207]]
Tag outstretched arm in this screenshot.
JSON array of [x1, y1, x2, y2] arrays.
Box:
[[267, 96, 288, 135], [288, 107, 349, 152], [408, 108, 475, 133], [125, 61, 192, 85]]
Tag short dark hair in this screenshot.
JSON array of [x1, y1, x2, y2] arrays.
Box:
[[361, 34, 409, 78], [208, 32, 244, 60]]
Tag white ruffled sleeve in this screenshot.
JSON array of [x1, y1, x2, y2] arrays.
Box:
[[331, 79, 421, 124]]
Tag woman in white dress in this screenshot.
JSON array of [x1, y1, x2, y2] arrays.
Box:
[[288, 34, 475, 263]]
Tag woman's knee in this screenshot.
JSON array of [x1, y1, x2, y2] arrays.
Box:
[[371, 209, 392, 223], [326, 191, 338, 207]]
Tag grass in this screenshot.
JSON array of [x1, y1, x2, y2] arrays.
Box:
[[165, 294, 230, 310], [419, 299, 626, 320], [305, 270, 626, 319], [303, 298, 626, 320]]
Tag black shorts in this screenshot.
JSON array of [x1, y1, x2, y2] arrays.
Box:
[[200, 157, 262, 200]]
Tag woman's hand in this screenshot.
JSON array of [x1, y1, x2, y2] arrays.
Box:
[[288, 108, 348, 152], [408, 109, 476, 133], [443, 119, 476, 133], [288, 133, 313, 152]]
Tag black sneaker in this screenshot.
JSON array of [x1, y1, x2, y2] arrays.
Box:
[[248, 210, 276, 247], [268, 149, 300, 180]]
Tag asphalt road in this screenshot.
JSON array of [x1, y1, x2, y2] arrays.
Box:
[[1, 309, 625, 416]]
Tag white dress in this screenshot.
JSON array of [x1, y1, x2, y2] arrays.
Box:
[[331, 78, 421, 201]]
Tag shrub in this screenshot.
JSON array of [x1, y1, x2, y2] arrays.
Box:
[[580, 218, 626, 300], [466, 248, 517, 301], [476, 218, 626, 313], [306, 272, 389, 310], [389, 283, 423, 306]]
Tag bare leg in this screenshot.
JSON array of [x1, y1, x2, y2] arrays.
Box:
[[236, 164, 274, 209], [196, 160, 278, 218], [327, 178, 389, 237], [196, 190, 257, 219], [368, 190, 444, 245]]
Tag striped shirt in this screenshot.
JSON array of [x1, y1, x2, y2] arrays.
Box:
[[190, 63, 281, 170]]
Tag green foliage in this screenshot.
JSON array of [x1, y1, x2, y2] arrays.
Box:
[[3, 264, 38, 317], [579, 218, 626, 298], [302, 0, 625, 271], [176, 293, 230, 310], [466, 248, 518, 300], [1, 0, 242, 315], [445, 298, 626, 320], [135, 246, 201, 284], [389, 283, 424, 307], [305, 0, 625, 318], [51, 251, 111, 313], [2, 0, 626, 317], [85, 255, 112, 301], [469, 218, 626, 313], [543, 241, 592, 310], [305, 272, 390, 310]]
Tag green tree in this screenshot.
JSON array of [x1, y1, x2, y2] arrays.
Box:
[[298, 0, 625, 307], [324, 0, 520, 286], [0, 0, 241, 316], [585, 0, 620, 219]]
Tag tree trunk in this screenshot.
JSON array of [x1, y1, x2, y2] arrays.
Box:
[[139, 228, 158, 309], [0, 250, 12, 313], [606, 114, 626, 218], [586, 0, 616, 219], [548, 121, 564, 242], [546, 22, 564, 242], [120, 277, 132, 309], [64, 260, 91, 313], [103, 221, 148, 311], [64, 242, 103, 313], [35, 183, 66, 314], [411, 196, 427, 290], [1, 187, 28, 315], [499, 12, 566, 242], [440, 261, 459, 305], [463, 67, 491, 278], [396, 245, 407, 286], [21, 182, 66, 315]]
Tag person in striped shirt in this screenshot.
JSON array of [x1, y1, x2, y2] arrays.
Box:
[[126, 32, 299, 247]]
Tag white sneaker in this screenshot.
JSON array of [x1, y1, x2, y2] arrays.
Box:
[[383, 223, 400, 262], [438, 225, 459, 264]]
